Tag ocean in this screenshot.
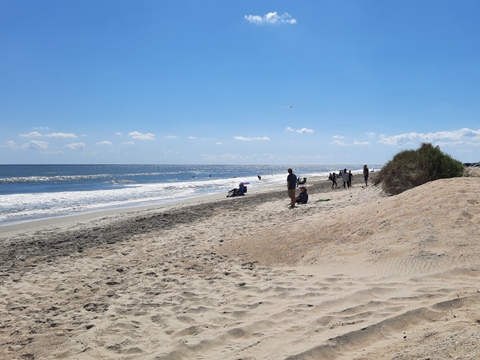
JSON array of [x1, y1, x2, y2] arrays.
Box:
[[0, 164, 378, 227]]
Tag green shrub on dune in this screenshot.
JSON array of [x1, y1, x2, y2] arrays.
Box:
[[375, 143, 465, 195]]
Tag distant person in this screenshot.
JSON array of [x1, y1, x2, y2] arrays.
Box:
[[296, 186, 308, 204], [348, 170, 353, 188], [287, 168, 297, 208], [363, 165, 369, 186], [329, 172, 337, 188], [258, 175, 262, 180], [342, 168, 349, 188]]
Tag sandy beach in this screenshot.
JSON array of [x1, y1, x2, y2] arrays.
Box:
[[1, 170, 480, 360]]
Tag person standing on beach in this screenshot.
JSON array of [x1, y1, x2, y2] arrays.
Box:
[[342, 168, 349, 188], [363, 165, 369, 186], [330, 172, 338, 188], [348, 170, 353, 188], [287, 168, 297, 208]]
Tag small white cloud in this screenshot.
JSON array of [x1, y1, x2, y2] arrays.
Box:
[[46, 132, 77, 138], [297, 128, 314, 134], [20, 131, 42, 137], [188, 136, 197, 140], [115, 132, 122, 136], [234, 136, 270, 141], [285, 127, 314, 134], [245, 12, 297, 25], [128, 131, 155, 140], [5, 140, 18, 149], [25, 140, 49, 150], [96, 141, 112, 145], [165, 135, 178, 139], [64, 142, 86, 150], [331, 135, 370, 146], [353, 141, 370, 146], [215, 142, 222, 145]]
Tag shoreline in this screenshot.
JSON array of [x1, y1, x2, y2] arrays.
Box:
[[2, 173, 480, 359]]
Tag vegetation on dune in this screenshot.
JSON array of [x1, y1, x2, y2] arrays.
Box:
[[374, 143, 465, 195]]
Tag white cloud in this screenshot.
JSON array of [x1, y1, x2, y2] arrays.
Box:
[[332, 135, 370, 146], [5, 140, 18, 149], [378, 128, 480, 146], [47, 132, 77, 138], [285, 127, 314, 134], [165, 135, 178, 139], [115, 132, 122, 136], [20, 131, 77, 138], [25, 140, 49, 150], [128, 131, 155, 140], [20, 131, 42, 137], [332, 139, 346, 146], [353, 140, 370, 146], [64, 142, 86, 150], [96, 141, 112, 145], [234, 136, 270, 141], [245, 12, 297, 25]]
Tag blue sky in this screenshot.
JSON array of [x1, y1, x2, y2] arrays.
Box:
[[1, 0, 479, 165]]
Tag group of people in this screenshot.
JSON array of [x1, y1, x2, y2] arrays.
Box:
[[328, 165, 369, 189], [287, 165, 370, 208]]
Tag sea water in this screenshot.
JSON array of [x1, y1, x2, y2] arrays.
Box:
[[0, 164, 378, 226]]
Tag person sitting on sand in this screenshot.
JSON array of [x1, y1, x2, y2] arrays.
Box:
[[237, 182, 246, 195], [296, 186, 308, 204]]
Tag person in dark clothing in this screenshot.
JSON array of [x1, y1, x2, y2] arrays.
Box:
[[342, 168, 349, 188], [363, 165, 369, 186], [296, 186, 308, 204], [287, 168, 297, 208], [329, 172, 337, 188]]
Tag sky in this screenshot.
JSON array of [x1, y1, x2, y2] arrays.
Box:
[[1, 0, 479, 165]]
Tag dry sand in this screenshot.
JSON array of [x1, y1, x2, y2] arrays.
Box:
[[1, 170, 480, 360]]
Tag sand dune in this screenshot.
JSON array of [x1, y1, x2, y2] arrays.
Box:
[[1, 174, 480, 359]]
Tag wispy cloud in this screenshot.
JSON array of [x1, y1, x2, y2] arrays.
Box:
[[353, 140, 371, 146], [20, 131, 77, 138], [128, 131, 155, 140], [96, 141, 112, 145], [25, 140, 49, 150], [234, 136, 270, 141], [379, 128, 480, 146], [332, 135, 370, 146], [245, 12, 297, 25], [285, 127, 314, 134], [64, 142, 86, 150]]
